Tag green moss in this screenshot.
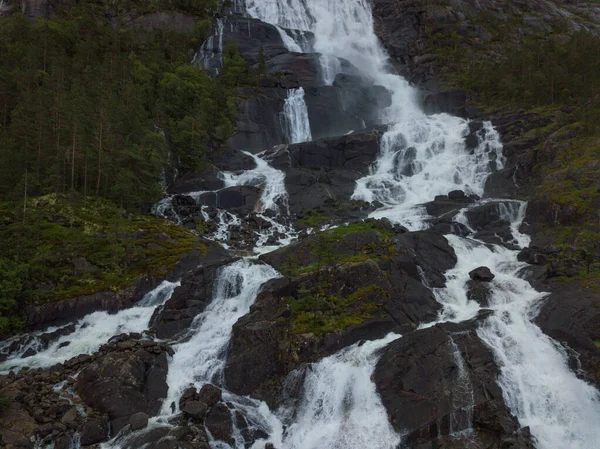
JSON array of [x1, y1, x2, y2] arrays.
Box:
[[324, 221, 394, 240], [595, 341, 600, 348], [0, 193, 200, 335], [297, 209, 330, 227], [292, 254, 377, 276], [287, 283, 386, 336]]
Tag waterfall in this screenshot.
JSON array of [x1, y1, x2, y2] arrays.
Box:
[[241, 1, 600, 448], [281, 88, 313, 144], [0, 281, 179, 373], [220, 152, 290, 213], [194, 18, 225, 71], [159, 259, 280, 414]]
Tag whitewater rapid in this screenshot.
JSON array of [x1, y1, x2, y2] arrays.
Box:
[[4, 2, 600, 449], [245, 1, 600, 448]]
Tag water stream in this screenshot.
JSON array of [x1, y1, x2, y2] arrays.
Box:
[[5, 1, 600, 449]]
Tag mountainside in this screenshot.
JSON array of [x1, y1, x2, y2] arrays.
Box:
[[1, 1, 600, 449]]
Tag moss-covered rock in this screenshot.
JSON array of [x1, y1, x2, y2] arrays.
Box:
[[0, 194, 203, 335]]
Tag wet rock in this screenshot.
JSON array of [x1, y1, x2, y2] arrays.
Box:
[[181, 401, 208, 420], [375, 320, 535, 448], [464, 201, 520, 247], [466, 280, 492, 307], [264, 128, 384, 215], [422, 89, 467, 117], [469, 266, 495, 282], [517, 247, 549, 265], [424, 191, 475, 218], [536, 280, 600, 387], [151, 256, 234, 339], [198, 384, 222, 408], [198, 186, 261, 214], [130, 412, 149, 431], [75, 342, 169, 434], [204, 403, 233, 443], [80, 419, 109, 446]]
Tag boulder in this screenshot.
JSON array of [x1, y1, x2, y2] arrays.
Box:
[[198, 384, 222, 407], [469, 266, 495, 282], [466, 280, 493, 307], [375, 320, 535, 448], [517, 247, 549, 266], [204, 403, 233, 443], [75, 343, 169, 434], [424, 191, 475, 218], [181, 401, 208, 420], [129, 412, 149, 431], [80, 419, 109, 446]]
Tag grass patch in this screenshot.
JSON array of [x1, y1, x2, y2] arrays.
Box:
[[287, 283, 386, 336], [0, 193, 201, 335]]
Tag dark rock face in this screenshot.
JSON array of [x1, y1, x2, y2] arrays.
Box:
[[424, 191, 475, 219], [167, 167, 225, 195], [227, 223, 453, 405], [80, 419, 110, 446], [422, 89, 467, 117], [224, 288, 296, 406], [392, 230, 458, 288], [151, 253, 235, 339], [197, 186, 261, 214], [307, 74, 391, 140], [469, 266, 495, 282], [204, 403, 233, 443], [264, 128, 383, 214], [517, 246, 549, 266], [129, 412, 149, 431], [463, 201, 520, 248], [75, 339, 170, 434], [536, 280, 600, 387], [466, 280, 493, 307], [24, 275, 161, 329], [227, 86, 289, 152], [374, 320, 534, 448]]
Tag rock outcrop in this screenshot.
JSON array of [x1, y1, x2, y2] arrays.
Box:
[[374, 319, 535, 449]]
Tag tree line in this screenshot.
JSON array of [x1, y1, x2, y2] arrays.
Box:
[[0, 5, 250, 211]]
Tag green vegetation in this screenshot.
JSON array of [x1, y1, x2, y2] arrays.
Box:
[[0, 2, 259, 335], [595, 341, 600, 349], [278, 222, 397, 335], [288, 283, 385, 336], [0, 392, 8, 410], [0, 5, 252, 210], [0, 193, 202, 335]]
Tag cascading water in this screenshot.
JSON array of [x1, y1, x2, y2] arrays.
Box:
[[243, 1, 600, 448], [160, 259, 280, 414], [266, 334, 401, 449], [0, 281, 179, 373], [281, 88, 313, 144], [7, 2, 600, 449]]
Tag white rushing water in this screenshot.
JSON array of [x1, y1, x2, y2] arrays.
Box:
[[160, 259, 280, 414], [269, 334, 401, 449], [282, 88, 313, 144], [0, 281, 179, 373], [5, 3, 600, 449], [243, 1, 600, 449]]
